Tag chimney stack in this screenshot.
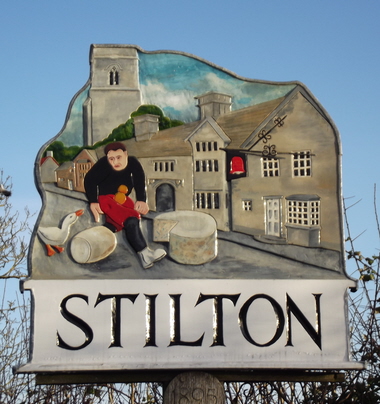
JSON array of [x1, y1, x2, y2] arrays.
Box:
[[195, 92, 232, 120], [133, 114, 160, 141]]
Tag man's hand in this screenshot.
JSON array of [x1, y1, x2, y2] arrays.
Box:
[[90, 203, 104, 222], [134, 201, 149, 215]]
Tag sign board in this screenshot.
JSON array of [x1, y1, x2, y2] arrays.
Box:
[[18, 44, 362, 376]]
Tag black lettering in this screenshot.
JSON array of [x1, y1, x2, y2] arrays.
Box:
[[94, 293, 138, 348], [196, 293, 240, 346], [239, 294, 285, 347], [144, 294, 158, 347], [286, 293, 322, 349], [57, 294, 93, 351], [169, 294, 204, 346]]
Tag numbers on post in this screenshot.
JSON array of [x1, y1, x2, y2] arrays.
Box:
[[165, 372, 225, 404]]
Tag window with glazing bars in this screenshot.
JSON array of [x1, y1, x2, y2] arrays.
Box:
[[287, 200, 320, 226], [195, 192, 220, 209], [153, 160, 175, 172], [195, 141, 218, 152], [242, 200, 252, 211], [262, 158, 279, 177], [293, 151, 311, 177], [195, 160, 219, 172]]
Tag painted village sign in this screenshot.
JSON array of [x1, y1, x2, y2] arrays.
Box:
[[18, 44, 362, 377]]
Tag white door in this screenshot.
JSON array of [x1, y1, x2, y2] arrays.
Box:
[[265, 198, 281, 237]]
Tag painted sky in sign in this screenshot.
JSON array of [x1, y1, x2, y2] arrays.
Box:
[[139, 52, 296, 122], [57, 51, 296, 147], [54, 85, 90, 147]]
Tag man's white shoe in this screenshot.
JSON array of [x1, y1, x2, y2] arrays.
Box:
[[138, 247, 166, 269]]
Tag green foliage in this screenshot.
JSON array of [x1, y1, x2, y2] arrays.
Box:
[[131, 104, 164, 119], [131, 104, 183, 131], [49, 105, 184, 163], [92, 119, 134, 149], [45, 141, 82, 165], [94, 104, 183, 150]]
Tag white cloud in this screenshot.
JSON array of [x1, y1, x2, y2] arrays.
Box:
[[140, 72, 293, 121], [141, 81, 190, 109]]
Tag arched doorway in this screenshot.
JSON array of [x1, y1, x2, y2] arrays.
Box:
[[156, 183, 175, 212]]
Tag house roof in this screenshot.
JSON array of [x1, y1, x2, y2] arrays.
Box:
[[73, 148, 98, 162], [123, 95, 287, 157], [55, 161, 74, 171], [40, 156, 59, 166], [125, 121, 199, 158], [216, 96, 286, 149]]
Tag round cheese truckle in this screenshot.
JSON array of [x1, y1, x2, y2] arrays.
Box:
[[70, 226, 117, 264], [153, 211, 217, 265]]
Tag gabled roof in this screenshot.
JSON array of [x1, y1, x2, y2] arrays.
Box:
[[216, 96, 286, 150], [125, 121, 200, 158], [240, 85, 328, 150], [55, 161, 74, 171], [73, 148, 98, 163], [40, 156, 59, 166], [184, 117, 231, 144]]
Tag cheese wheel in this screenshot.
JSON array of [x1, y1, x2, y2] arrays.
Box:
[[70, 226, 117, 264], [153, 211, 217, 265]]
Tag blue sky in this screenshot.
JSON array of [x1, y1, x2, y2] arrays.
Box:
[[0, 1, 379, 278]]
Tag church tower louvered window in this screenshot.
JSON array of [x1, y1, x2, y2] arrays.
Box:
[[109, 67, 119, 85]]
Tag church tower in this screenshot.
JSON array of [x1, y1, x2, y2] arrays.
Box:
[[83, 45, 142, 146]]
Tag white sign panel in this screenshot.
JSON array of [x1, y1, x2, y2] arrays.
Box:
[[19, 278, 361, 373]]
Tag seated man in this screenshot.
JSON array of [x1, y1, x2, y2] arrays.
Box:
[[84, 142, 166, 269]]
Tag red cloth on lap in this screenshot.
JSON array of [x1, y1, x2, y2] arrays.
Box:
[[98, 194, 141, 232]]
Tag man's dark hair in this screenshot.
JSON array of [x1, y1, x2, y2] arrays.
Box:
[[104, 142, 126, 155]]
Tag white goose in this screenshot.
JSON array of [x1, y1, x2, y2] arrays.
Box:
[[37, 209, 84, 256]]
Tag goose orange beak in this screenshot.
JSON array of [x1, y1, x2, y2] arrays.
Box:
[[75, 209, 84, 216]]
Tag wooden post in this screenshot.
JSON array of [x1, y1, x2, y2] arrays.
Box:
[[164, 372, 225, 404]]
